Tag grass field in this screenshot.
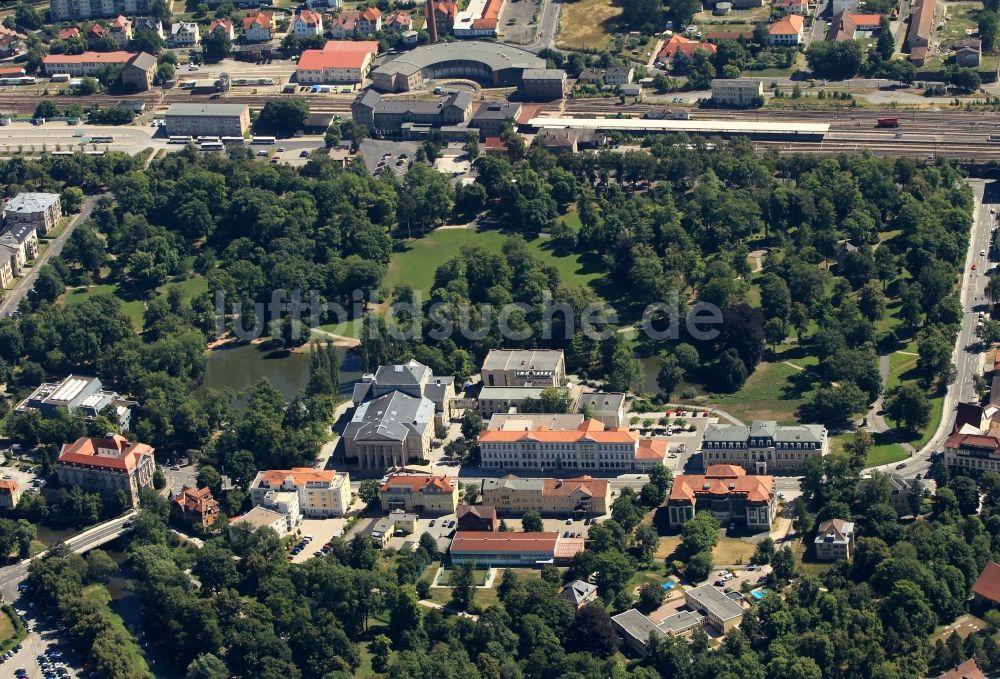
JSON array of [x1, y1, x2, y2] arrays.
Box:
[[81, 585, 150, 677], [557, 0, 622, 50], [59, 275, 208, 332], [655, 535, 756, 566], [710, 361, 814, 424]]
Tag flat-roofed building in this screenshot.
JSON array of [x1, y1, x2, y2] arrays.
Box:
[[612, 607, 707, 655], [667, 465, 775, 529], [229, 505, 287, 538], [344, 391, 435, 469], [711, 78, 763, 106], [249, 468, 352, 518], [17, 375, 134, 431], [4, 192, 61, 234], [814, 518, 854, 561], [577, 392, 627, 429], [258, 490, 300, 534], [164, 103, 250, 137], [0, 480, 22, 509], [684, 584, 745, 633], [450, 530, 584, 566], [371, 509, 417, 546], [482, 349, 565, 387], [479, 414, 667, 471], [480, 474, 610, 515], [56, 434, 155, 507], [379, 474, 458, 513], [700, 420, 827, 474]]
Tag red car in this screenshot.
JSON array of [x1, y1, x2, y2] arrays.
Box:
[[973, 263, 977, 270]]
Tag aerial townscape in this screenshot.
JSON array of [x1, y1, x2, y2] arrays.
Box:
[[3, 0, 1000, 676]]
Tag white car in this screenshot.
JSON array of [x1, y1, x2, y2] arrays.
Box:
[[982, 250, 987, 257]]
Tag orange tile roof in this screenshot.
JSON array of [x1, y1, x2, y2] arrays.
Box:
[[480, 417, 638, 444], [243, 12, 272, 31], [110, 15, 130, 29], [0, 66, 25, 76], [42, 51, 133, 65], [769, 14, 804, 35], [58, 27, 81, 39], [433, 1, 458, 18], [0, 480, 18, 494], [851, 13, 881, 24], [541, 476, 609, 497], [173, 486, 218, 516], [636, 439, 668, 460], [451, 531, 558, 553], [359, 6, 381, 21], [380, 474, 455, 493], [298, 46, 373, 70], [669, 468, 773, 504], [88, 24, 107, 37], [58, 435, 154, 473], [257, 467, 337, 487], [471, 0, 502, 30], [946, 432, 1000, 451], [973, 562, 1000, 604], [209, 19, 233, 33], [321, 39, 379, 54], [659, 34, 718, 61]]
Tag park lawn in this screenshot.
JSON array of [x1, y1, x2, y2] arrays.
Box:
[[557, 210, 582, 233], [711, 361, 814, 425], [557, 0, 621, 50], [654, 535, 683, 560], [886, 350, 918, 392], [773, 344, 820, 370], [59, 275, 208, 332], [81, 584, 151, 677], [315, 316, 365, 339], [384, 229, 605, 302], [625, 568, 668, 595]]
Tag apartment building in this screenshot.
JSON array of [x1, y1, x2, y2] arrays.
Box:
[[814, 518, 855, 561], [249, 468, 352, 517], [167, 22, 200, 47], [56, 434, 155, 507], [4, 192, 62, 234], [292, 9, 323, 36], [242, 12, 274, 42], [207, 19, 235, 40], [378, 474, 458, 514], [296, 40, 378, 84], [479, 414, 667, 472], [229, 506, 287, 538], [164, 103, 250, 137], [767, 14, 804, 45], [480, 475, 611, 515], [944, 431, 1000, 475], [481, 349, 565, 387], [0, 223, 38, 264], [51, 0, 154, 21], [0, 248, 15, 287], [700, 420, 827, 474], [356, 6, 382, 32], [133, 16, 164, 38], [710, 78, 764, 106], [667, 465, 775, 529]]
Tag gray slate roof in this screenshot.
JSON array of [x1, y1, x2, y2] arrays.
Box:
[[703, 423, 751, 443], [482, 349, 563, 372], [561, 580, 597, 605], [5, 192, 58, 214], [578, 392, 626, 413], [374, 359, 431, 387], [0, 223, 36, 244], [165, 103, 249, 117], [372, 41, 544, 78], [482, 474, 544, 493], [344, 391, 433, 442]]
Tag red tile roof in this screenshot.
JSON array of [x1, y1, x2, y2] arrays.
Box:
[[380, 474, 455, 493], [451, 531, 559, 553], [243, 12, 272, 31], [659, 34, 718, 61], [541, 476, 609, 497], [296, 9, 323, 24], [938, 658, 987, 679], [359, 6, 381, 21], [769, 14, 804, 35], [636, 439, 668, 460], [669, 466, 773, 504], [43, 51, 133, 65], [0, 480, 19, 494], [88, 23, 107, 37], [973, 562, 1000, 605], [0, 66, 25, 77], [173, 486, 219, 520], [58, 27, 81, 40], [110, 15, 130, 30], [945, 432, 1000, 451], [471, 0, 502, 30], [256, 468, 338, 487], [209, 19, 233, 33], [298, 45, 374, 70], [58, 435, 154, 473]]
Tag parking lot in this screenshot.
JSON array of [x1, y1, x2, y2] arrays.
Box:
[[359, 139, 419, 177], [288, 518, 348, 564], [6, 600, 80, 679]]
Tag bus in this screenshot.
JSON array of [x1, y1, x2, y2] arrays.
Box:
[[90, 135, 114, 143], [49, 73, 71, 83], [51, 150, 74, 155], [199, 142, 224, 151], [220, 136, 245, 144], [196, 136, 221, 142], [251, 136, 276, 145], [0, 76, 36, 85], [168, 136, 193, 144]]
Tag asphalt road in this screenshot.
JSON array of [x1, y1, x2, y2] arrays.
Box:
[[0, 195, 98, 317], [525, 0, 561, 52]]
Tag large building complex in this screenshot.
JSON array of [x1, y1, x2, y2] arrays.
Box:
[[249, 468, 352, 518], [343, 391, 435, 469], [51, 0, 153, 20], [16, 375, 134, 431], [353, 359, 456, 422], [479, 414, 667, 471], [296, 40, 379, 84], [379, 474, 459, 513], [164, 103, 251, 137], [481, 349, 565, 387], [56, 434, 155, 507], [480, 475, 610, 515], [700, 420, 827, 473], [449, 531, 585, 566], [666, 465, 775, 530], [42, 51, 134, 76], [370, 41, 549, 93], [4, 193, 61, 235]]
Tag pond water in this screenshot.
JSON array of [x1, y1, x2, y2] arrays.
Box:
[[196, 343, 364, 407]]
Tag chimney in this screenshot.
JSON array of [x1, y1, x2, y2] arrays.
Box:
[[426, 0, 438, 43]]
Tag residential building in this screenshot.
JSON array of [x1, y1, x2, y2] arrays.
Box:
[[0, 480, 21, 509], [133, 16, 164, 39], [468, 101, 521, 139], [252, 489, 300, 534], [108, 15, 132, 46], [774, 0, 808, 14], [972, 561, 1000, 610], [167, 21, 200, 47], [352, 359, 455, 422], [449, 531, 585, 566], [242, 12, 274, 42], [356, 6, 382, 33], [249, 468, 352, 517], [229, 506, 287, 538], [955, 38, 982, 67], [481, 349, 565, 387], [372, 509, 418, 546], [164, 103, 250, 137], [343, 391, 435, 469], [42, 50, 134, 77], [767, 14, 805, 45], [402, 29, 419, 46], [561, 580, 598, 608], [480, 475, 611, 515], [827, 11, 880, 41], [0, 223, 38, 264], [519, 68, 567, 101], [937, 659, 987, 679], [56, 434, 155, 507], [87, 22, 109, 46], [352, 89, 473, 135], [297, 40, 378, 84], [58, 27, 82, 40], [16, 375, 134, 431], [711, 78, 763, 106], [667, 465, 776, 530], [385, 11, 412, 31], [700, 420, 828, 474], [292, 9, 323, 37], [907, 0, 935, 63], [0, 242, 23, 277], [685, 584, 745, 633], [207, 19, 235, 41], [859, 473, 919, 515], [4, 193, 61, 235], [479, 415, 668, 472], [579, 66, 632, 86], [944, 431, 1000, 474], [120, 51, 155, 91], [476, 386, 571, 418], [330, 10, 359, 38], [171, 486, 220, 527], [453, 0, 501, 37], [51, 0, 159, 21], [814, 518, 855, 560], [0, 248, 15, 287], [456, 504, 498, 531], [379, 474, 459, 514], [657, 34, 717, 64], [577, 392, 627, 429]]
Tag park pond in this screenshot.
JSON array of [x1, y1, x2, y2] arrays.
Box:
[[196, 343, 364, 409]]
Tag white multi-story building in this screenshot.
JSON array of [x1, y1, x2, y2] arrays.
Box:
[[167, 21, 200, 47], [700, 420, 827, 474], [249, 468, 352, 517], [51, 0, 154, 21], [710, 78, 764, 106], [293, 9, 324, 36]]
